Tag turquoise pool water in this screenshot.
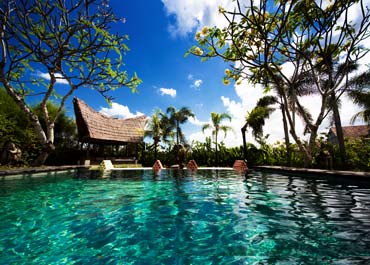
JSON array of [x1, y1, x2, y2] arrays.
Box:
[[1, 169, 370, 264]]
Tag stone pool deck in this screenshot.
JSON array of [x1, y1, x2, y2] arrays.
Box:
[[0, 165, 88, 179], [253, 166, 370, 178]]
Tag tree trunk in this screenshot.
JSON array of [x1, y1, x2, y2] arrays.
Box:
[[215, 131, 219, 166], [176, 121, 179, 145], [153, 136, 160, 161], [281, 104, 292, 166], [32, 141, 55, 166], [154, 142, 158, 161], [331, 92, 346, 168], [241, 124, 247, 161], [280, 92, 313, 168]]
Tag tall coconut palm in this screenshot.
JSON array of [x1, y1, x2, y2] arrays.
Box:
[[144, 109, 163, 160], [202, 112, 232, 166], [166, 106, 194, 145]]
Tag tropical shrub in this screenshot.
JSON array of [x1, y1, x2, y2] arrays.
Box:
[[333, 138, 370, 171]]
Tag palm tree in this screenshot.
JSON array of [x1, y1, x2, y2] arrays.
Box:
[[202, 112, 232, 166], [347, 71, 370, 125], [159, 113, 175, 146], [349, 91, 370, 124], [166, 106, 194, 167], [166, 106, 194, 145], [243, 95, 293, 166], [144, 109, 163, 160]]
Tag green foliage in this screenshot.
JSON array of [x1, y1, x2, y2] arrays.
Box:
[[188, 138, 214, 166], [139, 144, 177, 167], [140, 135, 369, 171], [333, 139, 370, 171], [0, 88, 41, 165], [0, 88, 80, 166], [259, 141, 304, 167]]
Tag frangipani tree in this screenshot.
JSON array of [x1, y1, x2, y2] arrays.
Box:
[[0, 0, 141, 165], [202, 112, 232, 166], [189, 0, 370, 167]]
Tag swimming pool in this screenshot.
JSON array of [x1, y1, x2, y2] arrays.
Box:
[[1, 169, 370, 263]]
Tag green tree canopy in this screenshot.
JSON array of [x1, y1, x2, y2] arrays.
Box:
[[189, 0, 370, 167], [0, 0, 141, 165]]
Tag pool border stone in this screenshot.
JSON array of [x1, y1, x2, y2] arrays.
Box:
[[0, 165, 88, 180]]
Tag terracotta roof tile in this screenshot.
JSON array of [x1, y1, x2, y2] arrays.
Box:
[[73, 97, 146, 144]]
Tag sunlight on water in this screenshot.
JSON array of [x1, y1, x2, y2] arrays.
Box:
[[1, 169, 370, 263]]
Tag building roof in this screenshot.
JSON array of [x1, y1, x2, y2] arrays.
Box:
[[73, 97, 146, 144], [329, 125, 370, 139]]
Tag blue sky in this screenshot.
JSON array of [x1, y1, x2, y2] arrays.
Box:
[[61, 0, 363, 147]]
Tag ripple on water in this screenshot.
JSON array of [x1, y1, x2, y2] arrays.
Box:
[[1, 170, 370, 263]]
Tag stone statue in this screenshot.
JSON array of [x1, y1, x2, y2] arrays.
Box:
[[1, 142, 22, 166]]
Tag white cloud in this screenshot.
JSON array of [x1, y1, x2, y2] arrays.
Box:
[[161, 0, 237, 37], [37, 72, 69, 85], [159, 87, 177, 98], [193, 79, 203, 89], [187, 74, 194, 80], [188, 116, 207, 126], [99, 102, 144, 119]]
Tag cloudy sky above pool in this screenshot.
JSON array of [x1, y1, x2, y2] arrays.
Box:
[[66, 0, 365, 147]]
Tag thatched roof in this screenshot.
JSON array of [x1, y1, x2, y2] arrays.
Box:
[[73, 97, 146, 144], [329, 125, 370, 139]]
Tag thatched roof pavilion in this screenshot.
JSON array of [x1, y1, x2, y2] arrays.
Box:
[[73, 98, 146, 163], [73, 97, 146, 145]]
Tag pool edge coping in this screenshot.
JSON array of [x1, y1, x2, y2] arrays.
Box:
[[0, 165, 89, 179]]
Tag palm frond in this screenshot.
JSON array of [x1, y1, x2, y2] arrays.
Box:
[[220, 125, 233, 137], [256, 95, 278, 107], [350, 110, 370, 125], [202, 123, 211, 133]]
